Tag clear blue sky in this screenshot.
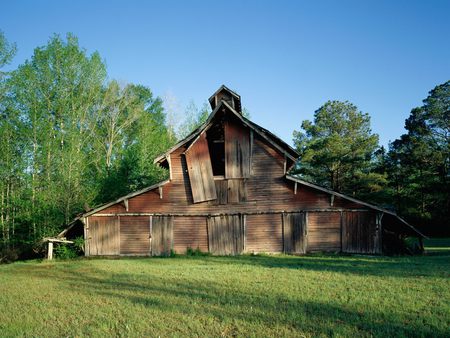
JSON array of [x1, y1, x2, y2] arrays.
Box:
[[2, 0, 450, 146]]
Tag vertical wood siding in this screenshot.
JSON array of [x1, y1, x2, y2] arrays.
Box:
[[151, 216, 174, 256], [88, 216, 119, 255], [342, 211, 380, 254], [307, 212, 341, 252], [207, 215, 244, 255], [283, 212, 307, 254], [185, 132, 217, 203], [225, 121, 250, 178]]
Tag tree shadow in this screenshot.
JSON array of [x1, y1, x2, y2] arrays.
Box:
[[8, 262, 449, 337]]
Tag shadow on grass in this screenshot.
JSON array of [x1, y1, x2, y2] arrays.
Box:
[[7, 257, 450, 337]]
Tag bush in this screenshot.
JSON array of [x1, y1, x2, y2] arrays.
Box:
[[186, 247, 209, 257], [54, 244, 78, 259], [0, 247, 20, 264]]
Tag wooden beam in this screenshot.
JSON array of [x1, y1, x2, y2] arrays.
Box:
[[47, 242, 53, 260], [330, 195, 335, 207], [294, 182, 298, 195], [92, 209, 371, 217], [123, 199, 129, 211], [283, 153, 287, 174], [159, 186, 163, 199]]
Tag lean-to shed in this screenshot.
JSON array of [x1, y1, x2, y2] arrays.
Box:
[[61, 85, 424, 256]]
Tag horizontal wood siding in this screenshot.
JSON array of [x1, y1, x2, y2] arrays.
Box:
[[120, 216, 150, 255], [246, 213, 283, 253], [87, 131, 379, 256], [307, 212, 341, 252], [173, 216, 208, 253]]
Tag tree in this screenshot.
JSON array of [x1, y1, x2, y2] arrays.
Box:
[[387, 81, 449, 235], [292, 100, 384, 199]]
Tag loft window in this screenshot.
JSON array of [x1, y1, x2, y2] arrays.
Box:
[[206, 122, 225, 176]]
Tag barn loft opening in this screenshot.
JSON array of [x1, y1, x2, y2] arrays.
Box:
[[206, 120, 225, 177]]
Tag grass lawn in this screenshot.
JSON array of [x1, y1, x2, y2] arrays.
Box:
[[0, 253, 449, 337]]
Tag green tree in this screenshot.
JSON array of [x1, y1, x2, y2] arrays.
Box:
[[293, 100, 384, 199], [7, 33, 106, 239], [387, 81, 449, 235]]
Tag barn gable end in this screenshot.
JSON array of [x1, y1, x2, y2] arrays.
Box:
[[61, 85, 424, 256]]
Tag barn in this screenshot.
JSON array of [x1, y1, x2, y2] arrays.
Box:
[[60, 85, 424, 256]]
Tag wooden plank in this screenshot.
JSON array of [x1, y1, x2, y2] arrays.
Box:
[[151, 216, 174, 256], [207, 215, 244, 255], [185, 132, 217, 203], [225, 120, 250, 178], [307, 212, 341, 252]]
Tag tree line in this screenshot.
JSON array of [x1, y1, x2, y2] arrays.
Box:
[[0, 32, 448, 259], [293, 85, 449, 236]]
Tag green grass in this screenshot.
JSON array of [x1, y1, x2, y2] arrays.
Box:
[[1, 254, 449, 337]]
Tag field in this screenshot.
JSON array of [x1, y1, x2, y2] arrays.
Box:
[[0, 249, 449, 337]]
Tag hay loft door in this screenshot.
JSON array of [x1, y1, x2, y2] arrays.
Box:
[[185, 132, 217, 203], [207, 215, 244, 255]]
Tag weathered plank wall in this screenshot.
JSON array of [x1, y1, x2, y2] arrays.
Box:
[[173, 217, 208, 253], [185, 132, 217, 203], [120, 216, 150, 255], [342, 211, 380, 254], [207, 215, 244, 255], [283, 212, 307, 254], [151, 216, 173, 256], [307, 212, 341, 252], [88, 216, 119, 255], [245, 213, 283, 253], [87, 119, 378, 255]]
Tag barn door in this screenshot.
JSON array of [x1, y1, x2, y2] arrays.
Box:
[[88, 217, 120, 256], [207, 215, 244, 255], [283, 212, 307, 254], [151, 216, 174, 256], [342, 212, 380, 254], [185, 132, 217, 203]]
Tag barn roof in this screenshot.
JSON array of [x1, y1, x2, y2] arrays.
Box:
[[285, 175, 426, 238], [154, 91, 299, 166]]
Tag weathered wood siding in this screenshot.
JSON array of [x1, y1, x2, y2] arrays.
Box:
[[245, 214, 283, 253], [185, 132, 217, 203], [207, 215, 244, 255], [342, 211, 380, 254], [283, 212, 307, 254], [120, 216, 150, 255], [225, 121, 250, 178], [87, 118, 382, 255], [88, 216, 119, 255], [307, 212, 341, 252], [173, 217, 208, 253], [151, 216, 173, 256]]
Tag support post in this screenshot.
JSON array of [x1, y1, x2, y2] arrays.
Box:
[[47, 241, 53, 260]]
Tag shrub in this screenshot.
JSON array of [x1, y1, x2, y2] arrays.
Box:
[[186, 247, 209, 257]]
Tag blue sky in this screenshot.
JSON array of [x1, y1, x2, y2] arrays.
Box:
[[2, 0, 449, 146]]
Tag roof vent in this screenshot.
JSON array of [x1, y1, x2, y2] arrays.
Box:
[[208, 85, 242, 114]]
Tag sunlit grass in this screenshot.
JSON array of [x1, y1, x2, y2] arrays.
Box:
[[1, 253, 449, 337]]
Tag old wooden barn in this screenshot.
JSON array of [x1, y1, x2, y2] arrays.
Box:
[[61, 85, 423, 256]]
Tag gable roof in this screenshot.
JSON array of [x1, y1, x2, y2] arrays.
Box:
[[154, 99, 299, 166], [285, 174, 426, 238]]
